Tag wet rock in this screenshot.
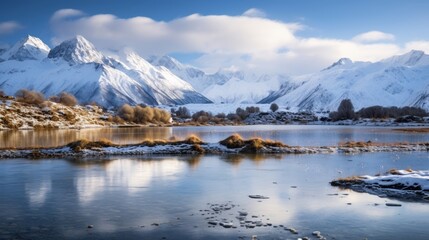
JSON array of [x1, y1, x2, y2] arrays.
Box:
[[285, 227, 298, 234], [249, 195, 269, 199], [151, 223, 159, 226], [386, 203, 402, 207], [87, 225, 94, 229], [220, 222, 234, 228], [208, 221, 218, 225], [238, 211, 248, 216]]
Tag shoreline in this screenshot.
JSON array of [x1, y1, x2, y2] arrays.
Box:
[[0, 135, 427, 159]]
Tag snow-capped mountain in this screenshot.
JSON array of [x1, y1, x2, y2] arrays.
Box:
[[0, 35, 211, 107], [0, 35, 50, 61], [260, 50, 429, 111], [149, 55, 288, 104]]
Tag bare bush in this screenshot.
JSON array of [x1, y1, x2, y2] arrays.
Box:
[[192, 110, 213, 123], [270, 103, 279, 112], [134, 106, 154, 123], [117, 104, 135, 121], [329, 99, 355, 121], [58, 92, 78, 106], [15, 89, 45, 105], [174, 106, 191, 118]]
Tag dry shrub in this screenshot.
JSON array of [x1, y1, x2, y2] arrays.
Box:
[[159, 110, 171, 123], [219, 134, 245, 148], [117, 104, 135, 121], [15, 89, 45, 105], [58, 92, 78, 106], [134, 106, 154, 123]]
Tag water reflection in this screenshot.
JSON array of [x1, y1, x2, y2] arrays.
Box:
[[0, 127, 172, 148], [2, 125, 428, 149], [74, 158, 187, 204], [1, 153, 429, 239], [25, 179, 51, 207]]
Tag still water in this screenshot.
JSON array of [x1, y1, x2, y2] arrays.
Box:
[[1, 125, 428, 148], [1, 152, 429, 239]]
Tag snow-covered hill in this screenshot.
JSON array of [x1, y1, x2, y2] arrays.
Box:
[[260, 50, 429, 111], [0, 36, 211, 108], [149, 55, 288, 104]]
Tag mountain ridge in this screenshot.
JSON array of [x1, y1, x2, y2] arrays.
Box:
[[0, 35, 211, 108]]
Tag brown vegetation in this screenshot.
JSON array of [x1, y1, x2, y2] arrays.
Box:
[[58, 92, 78, 106], [219, 133, 287, 152], [67, 138, 116, 152], [15, 89, 45, 105], [330, 176, 365, 186], [392, 128, 429, 133], [339, 141, 375, 148], [116, 104, 171, 124]]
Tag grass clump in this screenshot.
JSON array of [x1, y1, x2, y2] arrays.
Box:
[[330, 176, 365, 187], [68, 138, 116, 152], [219, 134, 245, 148], [340, 141, 373, 148], [219, 134, 288, 152]]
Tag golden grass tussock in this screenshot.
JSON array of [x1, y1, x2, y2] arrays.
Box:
[[219, 134, 245, 148], [220, 134, 288, 151], [330, 176, 365, 186], [339, 141, 374, 148], [387, 168, 413, 175], [67, 138, 116, 151]]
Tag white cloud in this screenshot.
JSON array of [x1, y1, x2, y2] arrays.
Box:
[[352, 31, 395, 43], [405, 41, 429, 53], [0, 21, 22, 35], [51, 9, 84, 21], [50, 9, 426, 75], [242, 8, 266, 18]]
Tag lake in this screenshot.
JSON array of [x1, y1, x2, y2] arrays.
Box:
[[1, 126, 429, 239], [1, 125, 428, 148]]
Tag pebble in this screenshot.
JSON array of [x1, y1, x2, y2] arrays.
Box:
[[285, 227, 298, 234], [87, 225, 94, 229]]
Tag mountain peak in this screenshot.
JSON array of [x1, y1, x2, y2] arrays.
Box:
[[0, 35, 50, 61], [48, 35, 104, 65], [382, 50, 428, 66], [149, 55, 184, 71], [323, 58, 353, 71]]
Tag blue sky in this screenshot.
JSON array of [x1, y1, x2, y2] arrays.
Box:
[[1, 0, 429, 74]]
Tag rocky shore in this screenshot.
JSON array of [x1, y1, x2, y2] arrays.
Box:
[[331, 169, 429, 202], [0, 134, 427, 159]]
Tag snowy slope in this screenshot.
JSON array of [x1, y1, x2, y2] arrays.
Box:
[[261, 50, 429, 111], [0, 35, 50, 61], [149, 55, 288, 104], [0, 36, 211, 107]]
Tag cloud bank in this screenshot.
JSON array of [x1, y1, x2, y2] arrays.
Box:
[[50, 8, 423, 75], [0, 21, 22, 35]]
